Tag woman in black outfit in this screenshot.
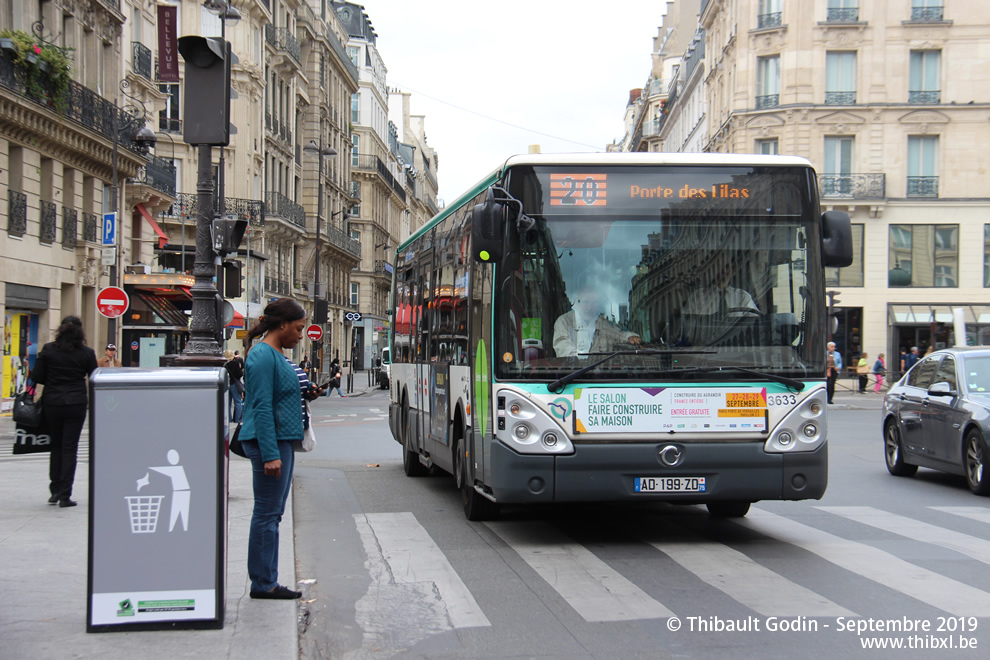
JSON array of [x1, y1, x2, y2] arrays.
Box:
[[31, 316, 98, 507]]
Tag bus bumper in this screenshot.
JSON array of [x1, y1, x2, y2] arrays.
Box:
[[488, 441, 827, 504]]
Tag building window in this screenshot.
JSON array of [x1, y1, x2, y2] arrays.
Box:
[[347, 46, 359, 67], [826, 224, 864, 287], [911, 0, 944, 22], [158, 83, 180, 133], [757, 139, 778, 155], [756, 56, 780, 108], [888, 224, 957, 287], [825, 52, 857, 104], [351, 93, 359, 123], [351, 134, 359, 167], [350, 282, 359, 306], [984, 225, 990, 287], [909, 50, 940, 104], [907, 135, 939, 197], [823, 137, 855, 196], [758, 0, 782, 28], [826, 0, 859, 22]]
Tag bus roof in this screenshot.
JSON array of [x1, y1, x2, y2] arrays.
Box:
[[395, 152, 815, 253], [499, 152, 813, 169]]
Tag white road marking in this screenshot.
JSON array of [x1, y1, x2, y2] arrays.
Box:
[[744, 509, 990, 616], [354, 512, 490, 630], [931, 506, 990, 526], [485, 520, 673, 622], [641, 526, 855, 617], [821, 506, 990, 565]]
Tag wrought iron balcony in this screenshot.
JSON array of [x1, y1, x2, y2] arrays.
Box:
[[818, 173, 886, 199], [325, 224, 361, 257], [131, 156, 177, 197], [907, 176, 939, 197], [265, 191, 305, 228], [0, 49, 150, 154], [910, 6, 943, 21], [62, 207, 78, 248], [756, 94, 779, 109], [265, 25, 301, 65], [825, 91, 856, 105], [7, 190, 26, 237], [909, 90, 940, 104], [165, 193, 265, 226], [132, 42, 152, 81], [83, 212, 99, 242], [353, 154, 406, 202], [374, 260, 393, 276], [826, 7, 859, 22], [758, 12, 782, 28], [40, 200, 57, 244]]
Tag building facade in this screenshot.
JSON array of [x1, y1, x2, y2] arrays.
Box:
[[629, 0, 990, 378]]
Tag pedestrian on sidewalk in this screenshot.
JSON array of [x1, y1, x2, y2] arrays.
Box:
[[96, 343, 121, 367], [856, 352, 869, 394], [224, 350, 245, 423], [325, 357, 345, 397], [238, 298, 308, 600], [826, 341, 842, 404], [31, 316, 98, 508], [873, 353, 886, 393]]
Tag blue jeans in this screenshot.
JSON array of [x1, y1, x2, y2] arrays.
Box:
[[229, 381, 244, 422], [242, 439, 295, 593]]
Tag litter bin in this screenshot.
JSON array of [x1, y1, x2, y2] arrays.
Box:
[[87, 367, 228, 632]]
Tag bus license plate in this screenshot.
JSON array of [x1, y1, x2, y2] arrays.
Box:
[[635, 477, 706, 493]]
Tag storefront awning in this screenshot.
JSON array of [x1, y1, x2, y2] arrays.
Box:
[[226, 310, 245, 328], [137, 203, 169, 249], [889, 304, 990, 325]]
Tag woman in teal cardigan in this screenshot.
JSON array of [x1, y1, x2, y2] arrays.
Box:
[[239, 298, 311, 599]]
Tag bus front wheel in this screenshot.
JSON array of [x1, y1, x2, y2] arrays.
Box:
[[454, 437, 499, 521], [706, 501, 751, 518], [402, 399, 428, 477]]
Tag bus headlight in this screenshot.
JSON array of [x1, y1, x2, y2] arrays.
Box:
[[495, 387, 575, 455], [765, 387, 827, 453], [513, 423, 532, 441]]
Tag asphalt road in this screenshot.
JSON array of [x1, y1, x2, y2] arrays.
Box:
[[292, 391, 990, 659]]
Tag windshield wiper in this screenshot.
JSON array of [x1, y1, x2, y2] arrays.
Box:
[[671, 366, 806, 392], [546, 349, 713, 394]]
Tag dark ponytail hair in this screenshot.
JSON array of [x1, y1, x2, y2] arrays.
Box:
[[244, 298, 306, 353], [54, 315, 86, 351]]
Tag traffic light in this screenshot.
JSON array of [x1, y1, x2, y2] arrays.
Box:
[[178, 36, 231, 146], [212, 215, 248, 256], [223, 260, 244, 298], [314, 299, 328, 324]]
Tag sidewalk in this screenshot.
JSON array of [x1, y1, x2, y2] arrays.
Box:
[[0, 413, 297, 660]]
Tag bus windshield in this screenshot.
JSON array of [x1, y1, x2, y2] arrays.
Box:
[[494, 165, 827, 382]]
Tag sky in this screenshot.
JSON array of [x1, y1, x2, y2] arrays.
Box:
[[364, 0, 669, 205]]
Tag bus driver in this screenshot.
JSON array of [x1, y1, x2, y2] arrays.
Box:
[[553, 283, 641, 357]]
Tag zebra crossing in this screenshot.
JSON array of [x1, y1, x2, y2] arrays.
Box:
[[348, 505, 990, 631]]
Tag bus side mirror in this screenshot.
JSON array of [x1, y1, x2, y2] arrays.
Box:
[[471, 188, 505, 263], [822, 210, 853, 267]]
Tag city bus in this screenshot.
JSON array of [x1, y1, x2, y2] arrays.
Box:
[[387, 153, 852, 520]]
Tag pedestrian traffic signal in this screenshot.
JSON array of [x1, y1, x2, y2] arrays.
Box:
[[178, 36, 231, 146]]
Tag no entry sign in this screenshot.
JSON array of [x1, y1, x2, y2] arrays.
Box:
[[96, 286, 129, 318], [305, 324, 323, 341]]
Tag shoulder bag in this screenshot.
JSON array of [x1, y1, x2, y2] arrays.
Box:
[[295, 402, 317, 452], [12, 384, 43, 428]]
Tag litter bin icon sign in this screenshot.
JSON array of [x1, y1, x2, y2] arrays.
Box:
[[125, 495, 165, 533], [127, 449, 191, 534]]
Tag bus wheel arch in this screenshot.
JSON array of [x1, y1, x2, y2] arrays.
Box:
[[402, 389, 428, 477], [452, 411, 499, 521]]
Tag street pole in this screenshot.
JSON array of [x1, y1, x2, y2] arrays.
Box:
[[176, 143, 224, 365], [304, 139, 336, 379], [108, 102, 119, 348]]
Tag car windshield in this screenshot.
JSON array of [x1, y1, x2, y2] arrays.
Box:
[[494, 165, 826, 382], [963, 355, 990, 395]]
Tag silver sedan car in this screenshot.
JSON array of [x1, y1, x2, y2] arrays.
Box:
[[881, 347, 990, 495]]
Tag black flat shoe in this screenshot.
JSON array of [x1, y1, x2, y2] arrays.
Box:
[[250, 585, 301, 599], [59, 499, 78, 508], [48, 495, 59, 504]]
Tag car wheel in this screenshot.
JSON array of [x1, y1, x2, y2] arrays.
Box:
[[706, 501, 751, 518], [884, 421, 918, 477], [964, 429, 990, 496]]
